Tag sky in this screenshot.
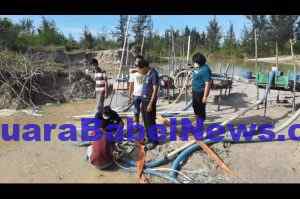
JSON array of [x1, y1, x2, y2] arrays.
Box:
[[1, 15, 250, 41]]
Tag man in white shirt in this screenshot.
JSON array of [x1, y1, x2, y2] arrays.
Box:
[[91, 58, 108, 113], [128, 64, 145, 124]]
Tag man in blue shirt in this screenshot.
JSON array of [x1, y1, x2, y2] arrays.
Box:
[[191, 53, 212, 121], [135, 56, 160, 150], [133, 56, 160, 183]]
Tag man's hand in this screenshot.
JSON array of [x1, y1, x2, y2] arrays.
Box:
[[105, 92, 108, 98], [128, 96, 133, 104], [146, 103, 153, 112], [202, 96, 208, 104]]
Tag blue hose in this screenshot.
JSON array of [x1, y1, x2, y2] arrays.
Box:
[[123, 140, 215, 182], [126, 155, 169, 168], [169, 144, 201, 178]]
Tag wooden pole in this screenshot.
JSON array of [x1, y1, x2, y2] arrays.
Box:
[[112, 16, 130, 104], [254, 29, 259, 109], [125, 37, 130, 67], [182, 39, 185, 69], [124, 37, 130, 90], [276, 41, 280, 103], [168, 32, 171, 75], [171, 30, 176, 71], [276, 41, 279, 68], [290, 38, 297, 112], [141, 30, 145, 56], [117, 16, 130, 79], [186, 34, 191, 65]]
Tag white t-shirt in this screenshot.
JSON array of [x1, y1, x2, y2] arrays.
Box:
[[129, 72, 144, 96]]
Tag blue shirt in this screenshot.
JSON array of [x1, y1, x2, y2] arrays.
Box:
[[192, 64, 212, 92], [142, 68, 160, 100]]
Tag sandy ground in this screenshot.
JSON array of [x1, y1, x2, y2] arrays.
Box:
[[1, 79, 300, 183], [0, 99, 136, 183]]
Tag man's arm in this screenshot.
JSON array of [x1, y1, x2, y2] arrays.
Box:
[[147, 72, 159, 112], [128, 74, 134, 103], [202, 80, 212, 103], [128, 82, 134, 100], [104, 73, 108, 98], [149, 85, 158, 108]]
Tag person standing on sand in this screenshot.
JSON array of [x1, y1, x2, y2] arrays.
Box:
[[91, 58, 108, 114], [135, 56, 160, 150], [128, 55, 145, 124], [133, 56, 160, 183], [191, 53, 212, 121]]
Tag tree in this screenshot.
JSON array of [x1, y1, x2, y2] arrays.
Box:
[[294, 20, 300, 53], [0, 17, 20, 50], [37, 17, 66, 46], [19, 18, 34, 35], [244, 15, 272, 56], [132, 15, 152, 54], [269, 15, 299, 54], [184, 26, 190, 37], [189, 28, 202, 53], [65, 34, 80, 51], [113, 15, 129, 46], [206, 16, 222, 52], [223, 23, 238, 56], [296, 20, 300, 39], [240, 25, 253, 57], [199, 31, 207, 48], [80, 26, 95, 49]]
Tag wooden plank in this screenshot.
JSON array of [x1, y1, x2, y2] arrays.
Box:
[[197, 141, 238, 176]]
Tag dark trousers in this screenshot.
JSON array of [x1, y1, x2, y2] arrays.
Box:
[[192, 91, 206, 121], [141, 99, 158, 144]]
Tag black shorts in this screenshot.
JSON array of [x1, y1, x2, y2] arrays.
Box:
[[192, 91, 206, 121]]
